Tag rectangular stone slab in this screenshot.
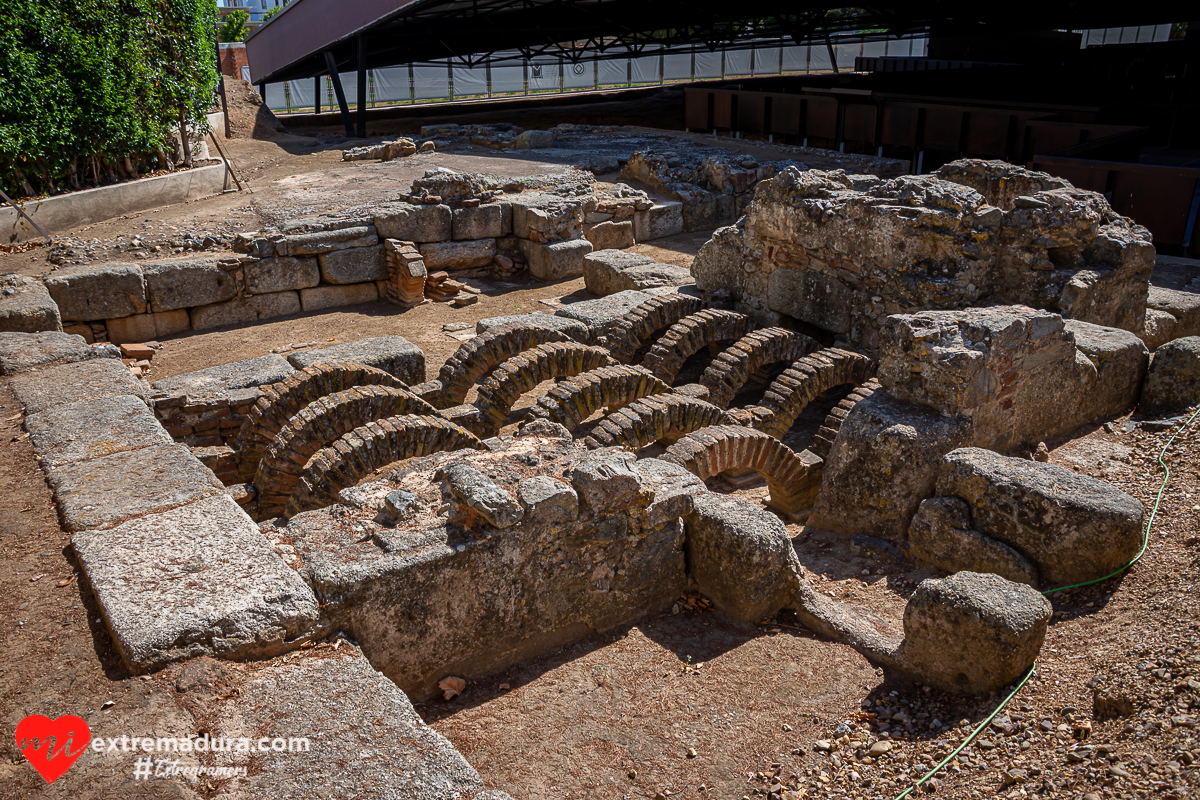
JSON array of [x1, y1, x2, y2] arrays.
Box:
[[0, 276, 63, 333], [48, 443, 226, 531], [0, 331, 118, 376], [73, 494, 320, 672], [44, 262, 147, 321], [25, 394, 171, 468], [555, 289, 654, 341], [150, 353, 294, 399], [286, 335, 425, 384], [10, 357, 148, 414], [143, 258, 239, 313]]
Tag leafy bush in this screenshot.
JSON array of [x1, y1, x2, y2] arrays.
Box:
[[0, 0, 220, 199], [262, 1, 290, 22], [219, 9, 249, 42]]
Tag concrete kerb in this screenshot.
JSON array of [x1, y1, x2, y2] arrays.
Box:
[[2, 162, 231, 243]]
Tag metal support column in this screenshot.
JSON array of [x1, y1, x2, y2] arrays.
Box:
[[314, 76, 321, 114], [356, 34, 367, 138], [324, 51, 354, 137]]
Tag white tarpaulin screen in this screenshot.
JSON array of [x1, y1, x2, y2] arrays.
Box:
[[724, 49, 751, 76], [490, 64, 525, 94], [753, 47, 780, 75], [413, 64, 449, 99], [834, 40, 860, 70], [597, 59, 628, 86], [630, 51, 660, 84], [911, 36, 929, 56], [663, 52, 692, 81], [373, 68, 409, 103], [563, 59, 594, 89], [782, 45, 808, 73], [287, 79, 314, 109], [452, 65, 487, 96], [265, 83, 286, 111], [885, 38, 912, 57], [528, 60, 559, 91], [861, 40, 887, 59], [808, 43, 832, 72], [694, 50, 721, 78]]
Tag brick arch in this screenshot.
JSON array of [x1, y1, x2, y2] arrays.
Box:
[[435, 323, 578, 409], [725, 348, 877, 438], [473, 342, 617, 435], [600, 293, 708, 363], [639, 310, 758, 385], [253, 385, 438, 518], [234, 362, 410, 479], [524, 365, 673, 432], [662, 425, 824, 515], [697, 327, 818, 409], [285, 414, 485, 518], [809, 378, 880, 460], [583, 394, 735, 451]]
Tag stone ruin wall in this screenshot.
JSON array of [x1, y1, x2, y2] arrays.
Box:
[[691, 159, 1156, 349]]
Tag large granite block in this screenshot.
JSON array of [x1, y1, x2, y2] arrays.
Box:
[[476, 313, 589, 342], [44, 262, 147, 321], [520, 237, 593, 281], [299, 282, 379, 312], [318, 245, 388, 284], [287, 335, 425, 384], [143, 258, 238, 312], [419, 239, 496, 270], [452, 202, 511, 240], [189, 291, 301, 331], [73, 494, 319, 671], [582, 249, 654, 296], [11, 357, 148, 414], [273, 226, 378, 257], [0, 275, 62, 333], [151, 354, 294, 400], [48, 443, 226, 531], [0, 331, 117, 375], [373, 202, 452, 242], [555, 289, 654, 342], [25, 394, 170, 468], [245, 256, 320, 294]]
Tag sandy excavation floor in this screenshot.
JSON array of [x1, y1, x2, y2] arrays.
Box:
[[2, 87, 1200, 800]]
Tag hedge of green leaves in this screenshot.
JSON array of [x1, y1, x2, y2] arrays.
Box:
[[0, 0, 220, 199]]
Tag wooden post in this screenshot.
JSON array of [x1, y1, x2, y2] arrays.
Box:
[[356, 34, 367, 138], [314, 75, 321, 114], [214, 44, 232, 138]]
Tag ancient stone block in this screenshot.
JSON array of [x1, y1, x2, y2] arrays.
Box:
[[48, 443, 225, 531], [105, 313, 157, 344], [273, 226, 379, 256], [0, 331, 117, 375], [373, 202, 452, 242], [189, 291, 301, 331], [1146, 285, 1200, 342], [11, 357, 148, 414], [936, 447, 1145, 586], [1065, 319, 1148, 419], [616, 263, 694, 293], [44, 262, 147, 321], [554, 289, 658, 347], [633, 201, 684, 241], [516, 475, 579, 523], [152, 309, 190, 337], [72, 494, 319, 672], [684, 492, 802, 623], [244, 256, 320, 293], [452, 202, 511, 240], [521, 237, 593, 281], [584, 220, 635, 251], [143, 257, 238, 312], [513, 129, 554, 149], [475, 312, 589, 342], [566, 449, 645, 515], [151, 354, 293, 399], [0, 275, 62, 333], [583, 249, 654, 296], [318, 244, 388, 284], [1140, 336, 1200, 415], [808, 391, 972, 542], [286, 335, 425, 384], [767, 268, 855, 334], [897, 571, 1051, 695], [1141, 307, 1179, 349], [300, 282, 379, 312], [419, 239, 497, 270], [907, 497, 1039, 586], [25, 394, 170, 469], [444, 462, 524, 529], [511, 193, 583, 242]]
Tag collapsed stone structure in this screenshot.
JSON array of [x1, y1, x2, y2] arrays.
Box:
[[691, 160, 1156, 346]]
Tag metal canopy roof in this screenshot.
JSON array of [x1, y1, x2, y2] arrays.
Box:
[[245, 0, 1191, 85]]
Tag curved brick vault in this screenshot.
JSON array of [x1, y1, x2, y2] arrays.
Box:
[[639, 309, 759, 385], [524, 364, 673, 432], [234, 362, 409, 479], [254, 385, 437, 517], [600, 293, 708, 364], [435, 323, 577, 409], [809, 379, 880, 460], [285, 414, 485, 517], [725, 348, 877, 438], [583, 394, 735, 451], [473, 342, 617, 434], [662, 424, 824, 515], [698, 327, 819, 408]]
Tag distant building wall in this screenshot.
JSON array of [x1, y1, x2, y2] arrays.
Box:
[[219, 43, 250, 82]]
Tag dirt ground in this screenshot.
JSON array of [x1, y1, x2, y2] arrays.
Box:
[[3, 86, 1199, 800]]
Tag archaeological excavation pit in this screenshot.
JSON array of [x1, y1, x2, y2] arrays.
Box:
[[4, 150, 1200, 799]]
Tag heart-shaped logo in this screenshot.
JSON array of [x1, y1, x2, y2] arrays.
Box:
[[15, 714, 90, 784]]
